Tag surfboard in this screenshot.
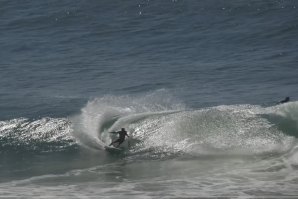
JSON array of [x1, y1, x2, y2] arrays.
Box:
[[104, 145, 123, 152]]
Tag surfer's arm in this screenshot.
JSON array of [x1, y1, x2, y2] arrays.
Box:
[[109, 131, 117, 134]]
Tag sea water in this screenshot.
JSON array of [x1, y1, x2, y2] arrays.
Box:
[[1, 0, 298, 198]]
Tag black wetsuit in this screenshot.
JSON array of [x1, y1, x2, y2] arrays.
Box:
[[109, 130, 129, 147]]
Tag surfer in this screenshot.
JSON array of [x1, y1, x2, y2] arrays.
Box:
[[279, 97, 290, 104], [109, 128, 129, 147]]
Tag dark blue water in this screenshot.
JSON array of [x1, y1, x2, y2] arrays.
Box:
[[1, 0, 298, 198]]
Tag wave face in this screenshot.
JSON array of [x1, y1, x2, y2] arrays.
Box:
[[1, 92, 298, 163], [70, 92, 298, 161], [1, 95, 298, 157], [1, 92, 298, 197]]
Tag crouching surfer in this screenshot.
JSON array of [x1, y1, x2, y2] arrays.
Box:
[[109, 128, 129, 148]]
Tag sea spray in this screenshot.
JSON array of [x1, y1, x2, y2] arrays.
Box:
[[69, 94, 297, 159]]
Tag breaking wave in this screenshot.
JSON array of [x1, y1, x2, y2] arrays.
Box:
[[72, 92, 298, 160], [1, 91, 297, 164]]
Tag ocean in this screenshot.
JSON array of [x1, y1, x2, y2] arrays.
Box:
[[1, 0, 298, 198]]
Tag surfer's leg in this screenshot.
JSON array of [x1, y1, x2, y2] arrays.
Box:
[[110, 139, 120, 146], [109, 140, 116, 146], [116, 139, 125, 147]]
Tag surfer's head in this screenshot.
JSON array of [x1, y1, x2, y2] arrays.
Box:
[[121, 128, 125, 131]]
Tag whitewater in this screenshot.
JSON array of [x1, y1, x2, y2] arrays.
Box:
[[1, 92, 298, 198]]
